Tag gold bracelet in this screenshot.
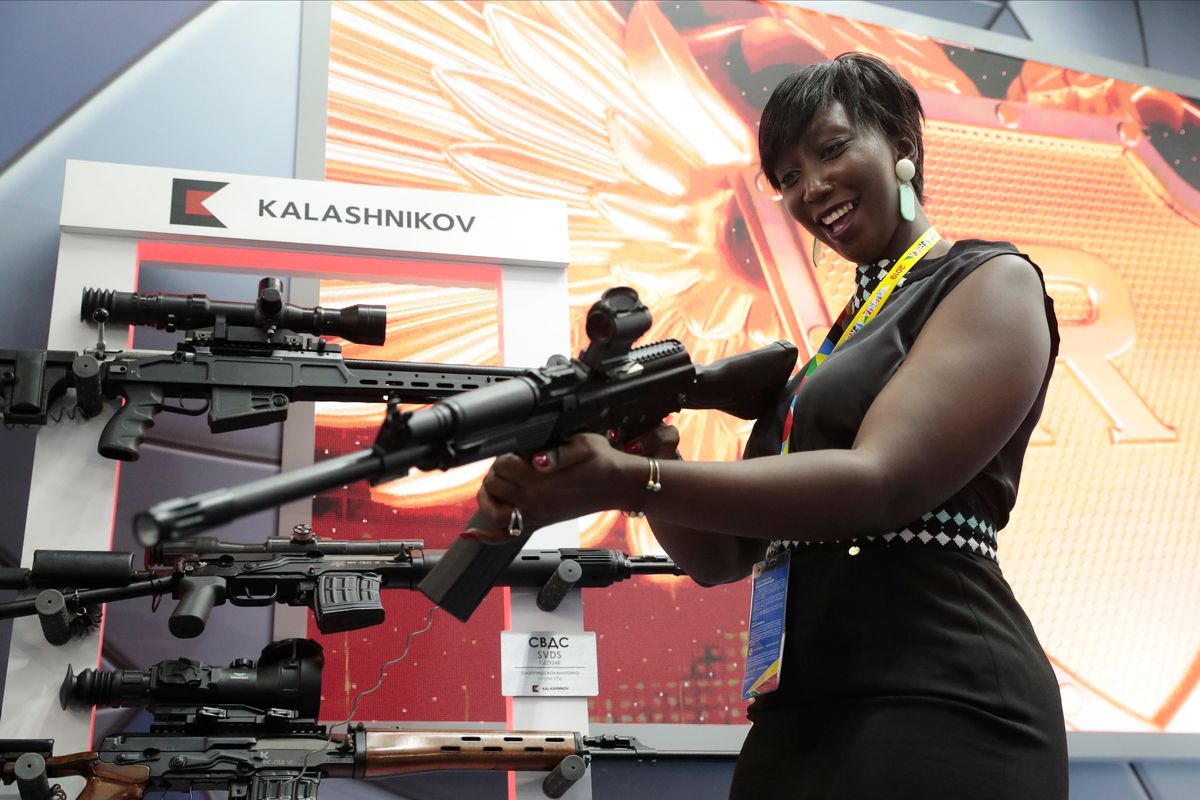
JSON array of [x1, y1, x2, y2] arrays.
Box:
[[623, 457, 662, 518], [646, 457, 662, 492]]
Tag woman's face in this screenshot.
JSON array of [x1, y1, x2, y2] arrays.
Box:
[[772, 101, 912, 265]]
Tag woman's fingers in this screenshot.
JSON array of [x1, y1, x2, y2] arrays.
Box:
[[622, 425, 681, 459], [550, 434, 605, 469], [468, 483, 517, 544]]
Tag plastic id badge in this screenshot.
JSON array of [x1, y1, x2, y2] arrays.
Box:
[[741, 550, 790, 699]]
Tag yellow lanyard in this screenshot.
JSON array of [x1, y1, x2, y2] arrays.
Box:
[[832, 226, 942, 356], [780, 227, 941, 454]]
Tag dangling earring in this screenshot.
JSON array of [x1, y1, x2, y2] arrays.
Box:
[[896, 158, 916, 222], [811, 236, 821, 267]]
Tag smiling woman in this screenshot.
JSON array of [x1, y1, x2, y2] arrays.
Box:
[[759, 54, 939, 267], [473, 52, 1068, 799]]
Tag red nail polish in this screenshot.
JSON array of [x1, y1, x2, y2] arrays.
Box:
[[533, 452, 551, 468], [625, 441, 644, 455], [606, 428, 620, 442]]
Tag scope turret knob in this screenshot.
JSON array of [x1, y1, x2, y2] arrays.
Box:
[[229, 658, 255, 669], [257, 278, 285, 316]]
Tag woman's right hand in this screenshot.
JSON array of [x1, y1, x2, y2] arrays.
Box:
[[617, 422, 681, 460]]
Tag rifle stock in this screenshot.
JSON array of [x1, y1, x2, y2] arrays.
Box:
[[42, 754, 149, 800]]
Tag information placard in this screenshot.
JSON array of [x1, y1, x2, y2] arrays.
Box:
[[501, 632, 598, 697]]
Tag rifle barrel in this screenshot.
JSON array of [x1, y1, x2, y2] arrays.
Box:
[[0, 575, 175, 621], [158, 537, 424, 557]]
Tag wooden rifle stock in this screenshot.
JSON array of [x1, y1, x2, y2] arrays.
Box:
[[42, 753, 149, 800], [356, 729, 582, 778]]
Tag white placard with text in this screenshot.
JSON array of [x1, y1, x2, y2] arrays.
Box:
[[501, 631, 598, 697]]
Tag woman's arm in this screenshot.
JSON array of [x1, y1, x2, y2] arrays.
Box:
[[477, 255, 1051, 557], [632, 254, 1052, 539], [643, 516, 768, 585]]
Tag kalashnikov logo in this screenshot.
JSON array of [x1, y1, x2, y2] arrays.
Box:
[[258, 199, 476, 232], [170, 178, 228, 228]]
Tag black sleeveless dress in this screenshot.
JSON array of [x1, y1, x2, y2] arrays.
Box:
[[730, 240, 1068, 799]]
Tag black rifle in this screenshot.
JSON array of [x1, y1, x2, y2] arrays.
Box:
[[135, 288, 798, 619], [0, 526, 684, 642], [0, 639, 660, 799], [0, 277, 521, 460]]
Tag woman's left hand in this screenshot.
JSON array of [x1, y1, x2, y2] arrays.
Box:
[[470, 432, 638, 543]]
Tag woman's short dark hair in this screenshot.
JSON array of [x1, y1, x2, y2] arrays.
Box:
[[758, 52, 926, 201]]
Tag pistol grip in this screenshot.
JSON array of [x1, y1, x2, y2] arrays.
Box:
[[98, 385, 164, 461], [314, 573, 384, 633], [170, 576, 227, 638]]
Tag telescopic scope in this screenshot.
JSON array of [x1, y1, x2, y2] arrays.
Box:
[[80, 277, 387, 345], [59, 638, 322, 718]]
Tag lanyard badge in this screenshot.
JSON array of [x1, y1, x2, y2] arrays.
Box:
[[741, 549, 790, 699]]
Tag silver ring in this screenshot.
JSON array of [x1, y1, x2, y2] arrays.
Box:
[[507, 508, 524, 538]]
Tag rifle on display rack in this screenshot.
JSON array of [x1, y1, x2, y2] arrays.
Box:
[[0, 525, 685, 643], [1, 638, 667, 800], [135, 287, 799, 620], [0, 277, 523, 461]]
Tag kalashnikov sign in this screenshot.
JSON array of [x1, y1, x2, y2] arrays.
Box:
[[60, 160, 569, 268]]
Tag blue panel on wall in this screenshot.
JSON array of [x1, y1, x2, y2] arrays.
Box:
[[325, 774, 506, 800], [1139, 0, 1200, 82], [0, 0, 210, 170], [1009, 0, 1145, 68], [989, 7, 1030, 40], [1136, 760, 1200, 800], [871, 0, 1002, 29], [593, 759, 735, 799], [1068, 761, 1149, 799], [0, 0, 303, 709]]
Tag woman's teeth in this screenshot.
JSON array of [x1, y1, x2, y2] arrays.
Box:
[[821, 201, 855, 226]]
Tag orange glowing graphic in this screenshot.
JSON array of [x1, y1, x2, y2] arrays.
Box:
[[314, 0, 1200, 733]]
